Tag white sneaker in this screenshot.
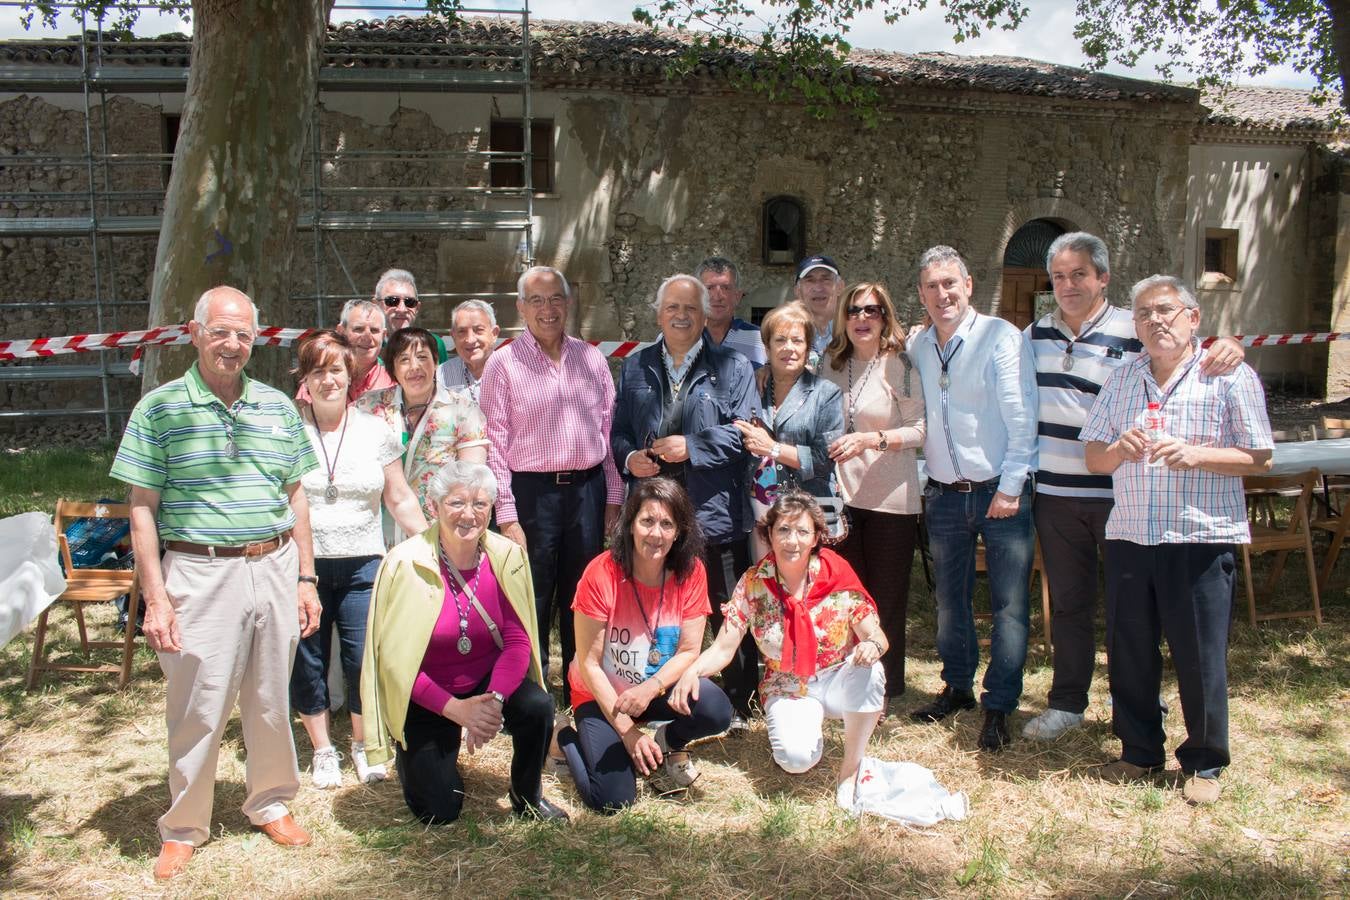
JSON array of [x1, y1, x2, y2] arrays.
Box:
[[351, 741, 386, 784], [654, 724, 700, 788], [1021, 708, 1085, 740], [311, 746, 343, 789]]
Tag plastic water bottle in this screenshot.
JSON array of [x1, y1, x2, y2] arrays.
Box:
[[1139, 401, 1166, 467]]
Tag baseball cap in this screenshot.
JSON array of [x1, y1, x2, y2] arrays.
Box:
[[796, 254, 840, 281]]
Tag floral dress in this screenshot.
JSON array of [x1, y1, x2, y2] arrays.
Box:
[[355, 384, 489, 521], [722, 553, 874, 701]]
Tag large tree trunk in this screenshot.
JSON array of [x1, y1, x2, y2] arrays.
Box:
[[1328, 0, 1350, 111], [141, 0, 330, 390]]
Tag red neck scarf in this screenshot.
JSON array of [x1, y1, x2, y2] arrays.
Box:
[[759, 548, 875, 679]]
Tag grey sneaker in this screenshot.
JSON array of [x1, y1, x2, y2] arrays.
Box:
[[1021, 708, 1085, 740], [654, 724, 700, 788], [311, 746, 343, 789], [727, 713, 749, 736], [351, 741, 386, 784]]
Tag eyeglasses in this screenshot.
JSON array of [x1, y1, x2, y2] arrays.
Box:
[[1133, 303, 1189, 323], [523, 294, 568, 309], [382, 295, 420, 309], [846, 305, 885, 320], [205, 327, 256, 344], [444, 498, 491, 514]]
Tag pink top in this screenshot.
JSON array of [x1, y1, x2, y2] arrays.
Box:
[[296, 361, 397, 405], [410, 556, 532, 713], [479, 330, 624, 523]]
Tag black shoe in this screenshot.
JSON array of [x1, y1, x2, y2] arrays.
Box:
[[909, 686, 977, 723], [509, 789, 570, 821], [978, 709, 1011, 752]]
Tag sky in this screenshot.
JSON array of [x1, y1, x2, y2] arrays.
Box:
[[0, 0, 1319, 90]]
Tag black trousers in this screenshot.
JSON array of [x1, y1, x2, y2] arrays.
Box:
[[512, 466, 607, 707], [394, 677, 555, 824], [1104, 541, 1234, 776], [835, 506, 918, 696], [1034, 494, 1113, 714], [702, 537, 759, 717]]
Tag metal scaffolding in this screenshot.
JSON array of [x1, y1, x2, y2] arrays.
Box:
[[0, 0, 538, 435]]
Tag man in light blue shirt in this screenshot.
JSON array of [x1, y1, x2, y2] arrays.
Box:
[[908, 245, 1038, 753]]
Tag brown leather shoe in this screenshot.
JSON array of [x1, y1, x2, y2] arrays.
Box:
[[257, 814, 311, 847], [153, 841, 194, 880]]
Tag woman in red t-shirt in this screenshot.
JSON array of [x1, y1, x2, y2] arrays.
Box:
[[554, 478, 732, 812]]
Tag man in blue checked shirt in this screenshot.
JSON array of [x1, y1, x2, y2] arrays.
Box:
[[1082, 274, 1272, 806], [908, 245, 1039, 752]]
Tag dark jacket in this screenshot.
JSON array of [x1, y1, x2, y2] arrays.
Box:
[[611, 334, 758, 543], [758, 369, 844, 500]]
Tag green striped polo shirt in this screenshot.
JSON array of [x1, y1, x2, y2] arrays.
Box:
[[110, 363, 319, 544]]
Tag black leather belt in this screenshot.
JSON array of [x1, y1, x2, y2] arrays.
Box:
[[929, 477, 1001, 494], [512, 465, 601, 486]]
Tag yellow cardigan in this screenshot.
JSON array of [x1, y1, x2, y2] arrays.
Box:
[[360, 526, 544, 767]]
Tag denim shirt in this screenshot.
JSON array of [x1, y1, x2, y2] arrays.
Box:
[[911, 310, 1039, 495]]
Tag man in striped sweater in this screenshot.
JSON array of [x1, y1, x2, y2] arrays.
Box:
[[1021, 233, 1244, 740]]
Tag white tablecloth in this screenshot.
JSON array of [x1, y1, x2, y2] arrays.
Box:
[[1269, 439, 1350, 476]]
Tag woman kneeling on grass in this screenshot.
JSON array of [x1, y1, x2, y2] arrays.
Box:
[[360, 460, 568, 823], [671, 489, 887, 796], [553, 477, 733, 813]]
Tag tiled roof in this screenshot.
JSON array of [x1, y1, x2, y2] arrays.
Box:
[[1201, 85, 1340, 131], [0, 15, 1202, 105]]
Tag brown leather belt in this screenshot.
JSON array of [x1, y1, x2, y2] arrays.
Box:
[[163, 530, 292, 558]]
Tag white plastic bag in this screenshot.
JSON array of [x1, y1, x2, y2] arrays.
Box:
[[0, 512, 68, 647], [837, 756, 970, 826]]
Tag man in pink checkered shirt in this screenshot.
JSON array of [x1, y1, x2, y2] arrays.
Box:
[[1080, 274, 1272, 806], [479, 266, 624, 706]]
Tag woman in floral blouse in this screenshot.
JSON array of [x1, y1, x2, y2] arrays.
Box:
[[671, 489, 888, 793], [356, 327, 489, 538]]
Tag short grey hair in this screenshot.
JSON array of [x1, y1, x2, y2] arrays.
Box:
[[917, 245, 969, 280], [339, 298, 386, 329], [652, 273, 712, 315], [373, 268, 417, 299], [517, 265, 571, 301], [694, 256, 740, 287], [1130, 275, 1198, 310], [193, 286, 260, 330], [451, 299, 498, 329], [426, 460, 499, 506], [1046, 231, 1111, 276]]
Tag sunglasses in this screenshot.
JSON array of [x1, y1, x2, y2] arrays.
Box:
[[382, 295, 420, 309], [846, 304, 885, 320]]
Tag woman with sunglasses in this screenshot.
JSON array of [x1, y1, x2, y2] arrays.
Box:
[[821, 282, 926, 701], [356, 327, 489, 538]]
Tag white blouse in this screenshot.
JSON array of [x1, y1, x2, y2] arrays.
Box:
[[300, 408, 403, 558]]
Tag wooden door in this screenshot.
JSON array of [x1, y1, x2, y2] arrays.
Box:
[[1000, 267, 1047, 329]]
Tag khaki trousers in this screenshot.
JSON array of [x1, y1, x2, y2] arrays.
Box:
[[157, 539, 300, 845]]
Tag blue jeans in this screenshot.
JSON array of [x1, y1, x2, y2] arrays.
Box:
[[923, 481, 1033, 713], [289, 554, 381, 716]]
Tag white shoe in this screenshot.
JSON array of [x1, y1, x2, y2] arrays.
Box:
[[351, 741, 386, 784], [654, 724, 700, 788], [1021, 708, 1085, 740], [311, 746, 343, 789]]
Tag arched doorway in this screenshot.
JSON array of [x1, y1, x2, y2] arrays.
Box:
[[1000, 218, 1067, 328]]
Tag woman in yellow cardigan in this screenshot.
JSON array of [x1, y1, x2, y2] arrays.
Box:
[[361, 460, 568, 822]]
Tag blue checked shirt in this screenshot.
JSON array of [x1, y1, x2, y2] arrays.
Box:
[[1079, 344, 1273, 545]]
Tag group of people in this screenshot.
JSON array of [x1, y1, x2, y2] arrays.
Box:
[[111, 235, 1274, 881]]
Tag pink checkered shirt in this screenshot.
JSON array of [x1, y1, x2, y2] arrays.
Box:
[[479, 329, 623, 522], [1079, 347, 1272, 545]]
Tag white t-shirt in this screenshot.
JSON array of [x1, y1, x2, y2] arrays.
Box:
[[300, 408, 403, 558]]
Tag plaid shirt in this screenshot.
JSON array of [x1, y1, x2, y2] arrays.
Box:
[[479, 329, 623, 523], [1079, 345, 1272, 545]]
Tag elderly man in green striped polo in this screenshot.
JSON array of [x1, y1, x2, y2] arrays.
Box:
[[111, 286, 322, 881]]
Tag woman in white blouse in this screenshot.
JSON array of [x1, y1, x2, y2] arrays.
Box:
[[292, 331, 428, 788]]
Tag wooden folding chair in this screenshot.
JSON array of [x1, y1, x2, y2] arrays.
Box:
[[26, 499, 141, 690], [974, 537, 1053, 649], [1240, 472, 1322, 627], [1311, 500, 1349, 595]]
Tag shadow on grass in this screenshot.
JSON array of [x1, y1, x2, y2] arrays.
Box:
[[80, 778, 252, 858]]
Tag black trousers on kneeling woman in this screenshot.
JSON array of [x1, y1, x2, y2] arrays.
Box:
[[395, 676, 554, 824]]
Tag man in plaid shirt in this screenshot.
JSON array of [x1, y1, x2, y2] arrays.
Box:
[[1080, 275, 1272, 806]]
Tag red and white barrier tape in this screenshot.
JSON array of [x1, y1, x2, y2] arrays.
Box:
[[1, 325, 1344, 372]]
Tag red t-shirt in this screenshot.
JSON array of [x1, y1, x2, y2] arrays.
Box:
[[567, 552, 710, 707]]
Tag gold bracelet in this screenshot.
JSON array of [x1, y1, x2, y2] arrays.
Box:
[[650, 674, 666, 695]]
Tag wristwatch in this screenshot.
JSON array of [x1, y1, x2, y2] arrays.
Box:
[[298, 575, 319, 586], [877, 431, 889, 451], [489, 691, 506, 705], [770, 442, 782, 461]]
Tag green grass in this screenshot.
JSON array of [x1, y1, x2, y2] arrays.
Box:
[[0, 445, 123, 518]]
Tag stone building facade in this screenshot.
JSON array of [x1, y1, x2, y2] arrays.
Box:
[[0, 17, 1344, 431]]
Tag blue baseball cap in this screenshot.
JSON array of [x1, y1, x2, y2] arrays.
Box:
[[796, 254, 840, 281]]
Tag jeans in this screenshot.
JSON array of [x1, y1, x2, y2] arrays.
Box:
[[702, 537, 759, 717], [923, 481, 1033, 713], [289, 554, 381, 716]]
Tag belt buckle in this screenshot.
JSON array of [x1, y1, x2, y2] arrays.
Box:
[[554, 471, 574, 486], [954, 481, 974, 493]]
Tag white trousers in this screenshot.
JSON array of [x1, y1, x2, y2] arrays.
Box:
[[157, 540, 301, 845], [764, 660, 885, 774]]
